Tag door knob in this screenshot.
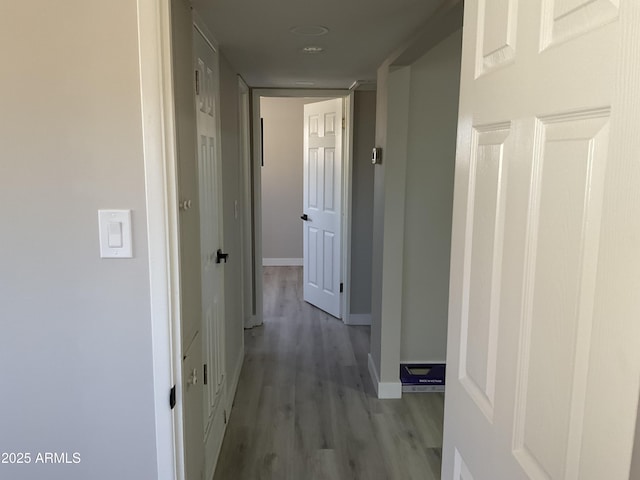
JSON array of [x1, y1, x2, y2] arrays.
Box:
[[300, 214, 309, 221], [216, 249, 229, 264]]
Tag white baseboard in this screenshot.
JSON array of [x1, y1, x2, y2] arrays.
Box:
[[368, 353, 402, 399], [226, 345, 245, 415], [344, 313, 371, 326], [262, 258, 303, 266]]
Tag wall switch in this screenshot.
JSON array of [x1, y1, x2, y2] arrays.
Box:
[[98, 210, 133, 258], [107, 221, 123, 248]]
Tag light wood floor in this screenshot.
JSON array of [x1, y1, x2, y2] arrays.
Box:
[[213, 266, 444, 480]]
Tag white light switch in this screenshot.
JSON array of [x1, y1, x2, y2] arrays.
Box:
[[98, 210, 132, 258], [107, 221, 123, 248]]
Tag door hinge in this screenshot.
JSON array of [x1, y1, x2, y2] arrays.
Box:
[[340, 282, 344, 293], [203, 364, 208, 385], [342, 118, 345, 129], [195, 70, 200, 95], [223, 410, 227, 424], [169, 385, 176, 410]]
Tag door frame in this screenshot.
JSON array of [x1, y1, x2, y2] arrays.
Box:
[[237, 77, 254, 330], [250, 88, 355, 325], [137, 0, 183, 479]]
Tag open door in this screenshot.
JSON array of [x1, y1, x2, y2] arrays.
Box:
[[443, 1, 640, 479], [302, 98, 343, 318]]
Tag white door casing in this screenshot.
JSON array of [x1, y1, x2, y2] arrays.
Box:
[[238, 77, 254, 329], [303, 99, 343, 319], [193, 27, 227, 480], [443, 1, 640, 480]]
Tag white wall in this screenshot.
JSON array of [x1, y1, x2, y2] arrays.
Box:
[[260, 97, 308, 262], [401, 30, 462, 363], [0, 2, 158, 479]]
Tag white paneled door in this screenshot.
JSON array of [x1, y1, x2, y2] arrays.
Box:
[[443, 1, 640, 480], [194, 28, 227, 480], [303, 99, 343, 319]]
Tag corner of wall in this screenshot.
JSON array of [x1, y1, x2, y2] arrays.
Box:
[[367, 353, 402, 399]]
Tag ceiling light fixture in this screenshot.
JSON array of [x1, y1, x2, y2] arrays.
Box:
[[301, 46, 324, 54], [290, 25, 329, 36]]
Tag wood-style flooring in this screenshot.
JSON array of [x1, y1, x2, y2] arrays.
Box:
[[213, 266, 444, 480]]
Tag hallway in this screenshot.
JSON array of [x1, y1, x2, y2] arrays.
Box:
[[213, 267, 444, 480]]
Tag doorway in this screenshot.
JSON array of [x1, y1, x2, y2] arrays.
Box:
[[260, 96, 345, 317], [250, 90, 356, 325]]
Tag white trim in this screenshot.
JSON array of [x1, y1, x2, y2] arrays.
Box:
[[237, 76, 254, 330], [368, 353, 402, 399], [252, 88, 353, 326], [251, 90, 264, 328], [192, 11, 217, 53], [341, 92, 355, 325], [262, 258, 303, 266], [345, 313, 371, 326], [136, 0, 182, 479], [226, 344, 245, 416]]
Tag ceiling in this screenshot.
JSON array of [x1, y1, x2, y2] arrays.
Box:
[[192, 0, 446, 89]]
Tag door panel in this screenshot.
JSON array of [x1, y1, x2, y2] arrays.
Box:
[[194, 28, 227, 480], [459, 124, 509, 422], [443, 1, 640, 479], [513, 112, 609, 480], [303, 99, 343, 318]]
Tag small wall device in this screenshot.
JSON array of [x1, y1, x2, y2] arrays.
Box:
[[372, 147, 382, 165]]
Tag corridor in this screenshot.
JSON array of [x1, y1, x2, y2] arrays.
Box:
[[214, 266, 444, 480]]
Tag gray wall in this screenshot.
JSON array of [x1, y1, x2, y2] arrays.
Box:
[[219, 55, 245, 389], [350, 91, 377, 314], [370, 58, 391, 380], [370, 3, 463, 389], [260, 97, 307, 260], [401, 30, 462, 363], [0, 2, 158, 479]]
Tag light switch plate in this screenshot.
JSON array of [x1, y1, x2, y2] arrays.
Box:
[[98, 210, 133, 258]]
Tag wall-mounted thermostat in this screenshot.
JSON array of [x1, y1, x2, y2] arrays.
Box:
[[372, 147, 382, 165]]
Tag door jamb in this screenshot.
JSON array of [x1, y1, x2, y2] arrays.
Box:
[[250, 88, 354, 324], [137, 0, 183, 479], [238, 77, 255, 329]]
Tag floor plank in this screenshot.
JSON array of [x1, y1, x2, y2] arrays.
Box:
[[213, 266, 444, 480]]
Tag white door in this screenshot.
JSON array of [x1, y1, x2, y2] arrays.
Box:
[[443, 1, 640, 480], [171, 1, 204, 479], [194, 28, 227, 480], [303, 98, 343, 318]]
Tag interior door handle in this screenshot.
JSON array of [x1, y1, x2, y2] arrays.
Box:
[[300, 214, 309, 221], [216, 249, 229, 264]]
